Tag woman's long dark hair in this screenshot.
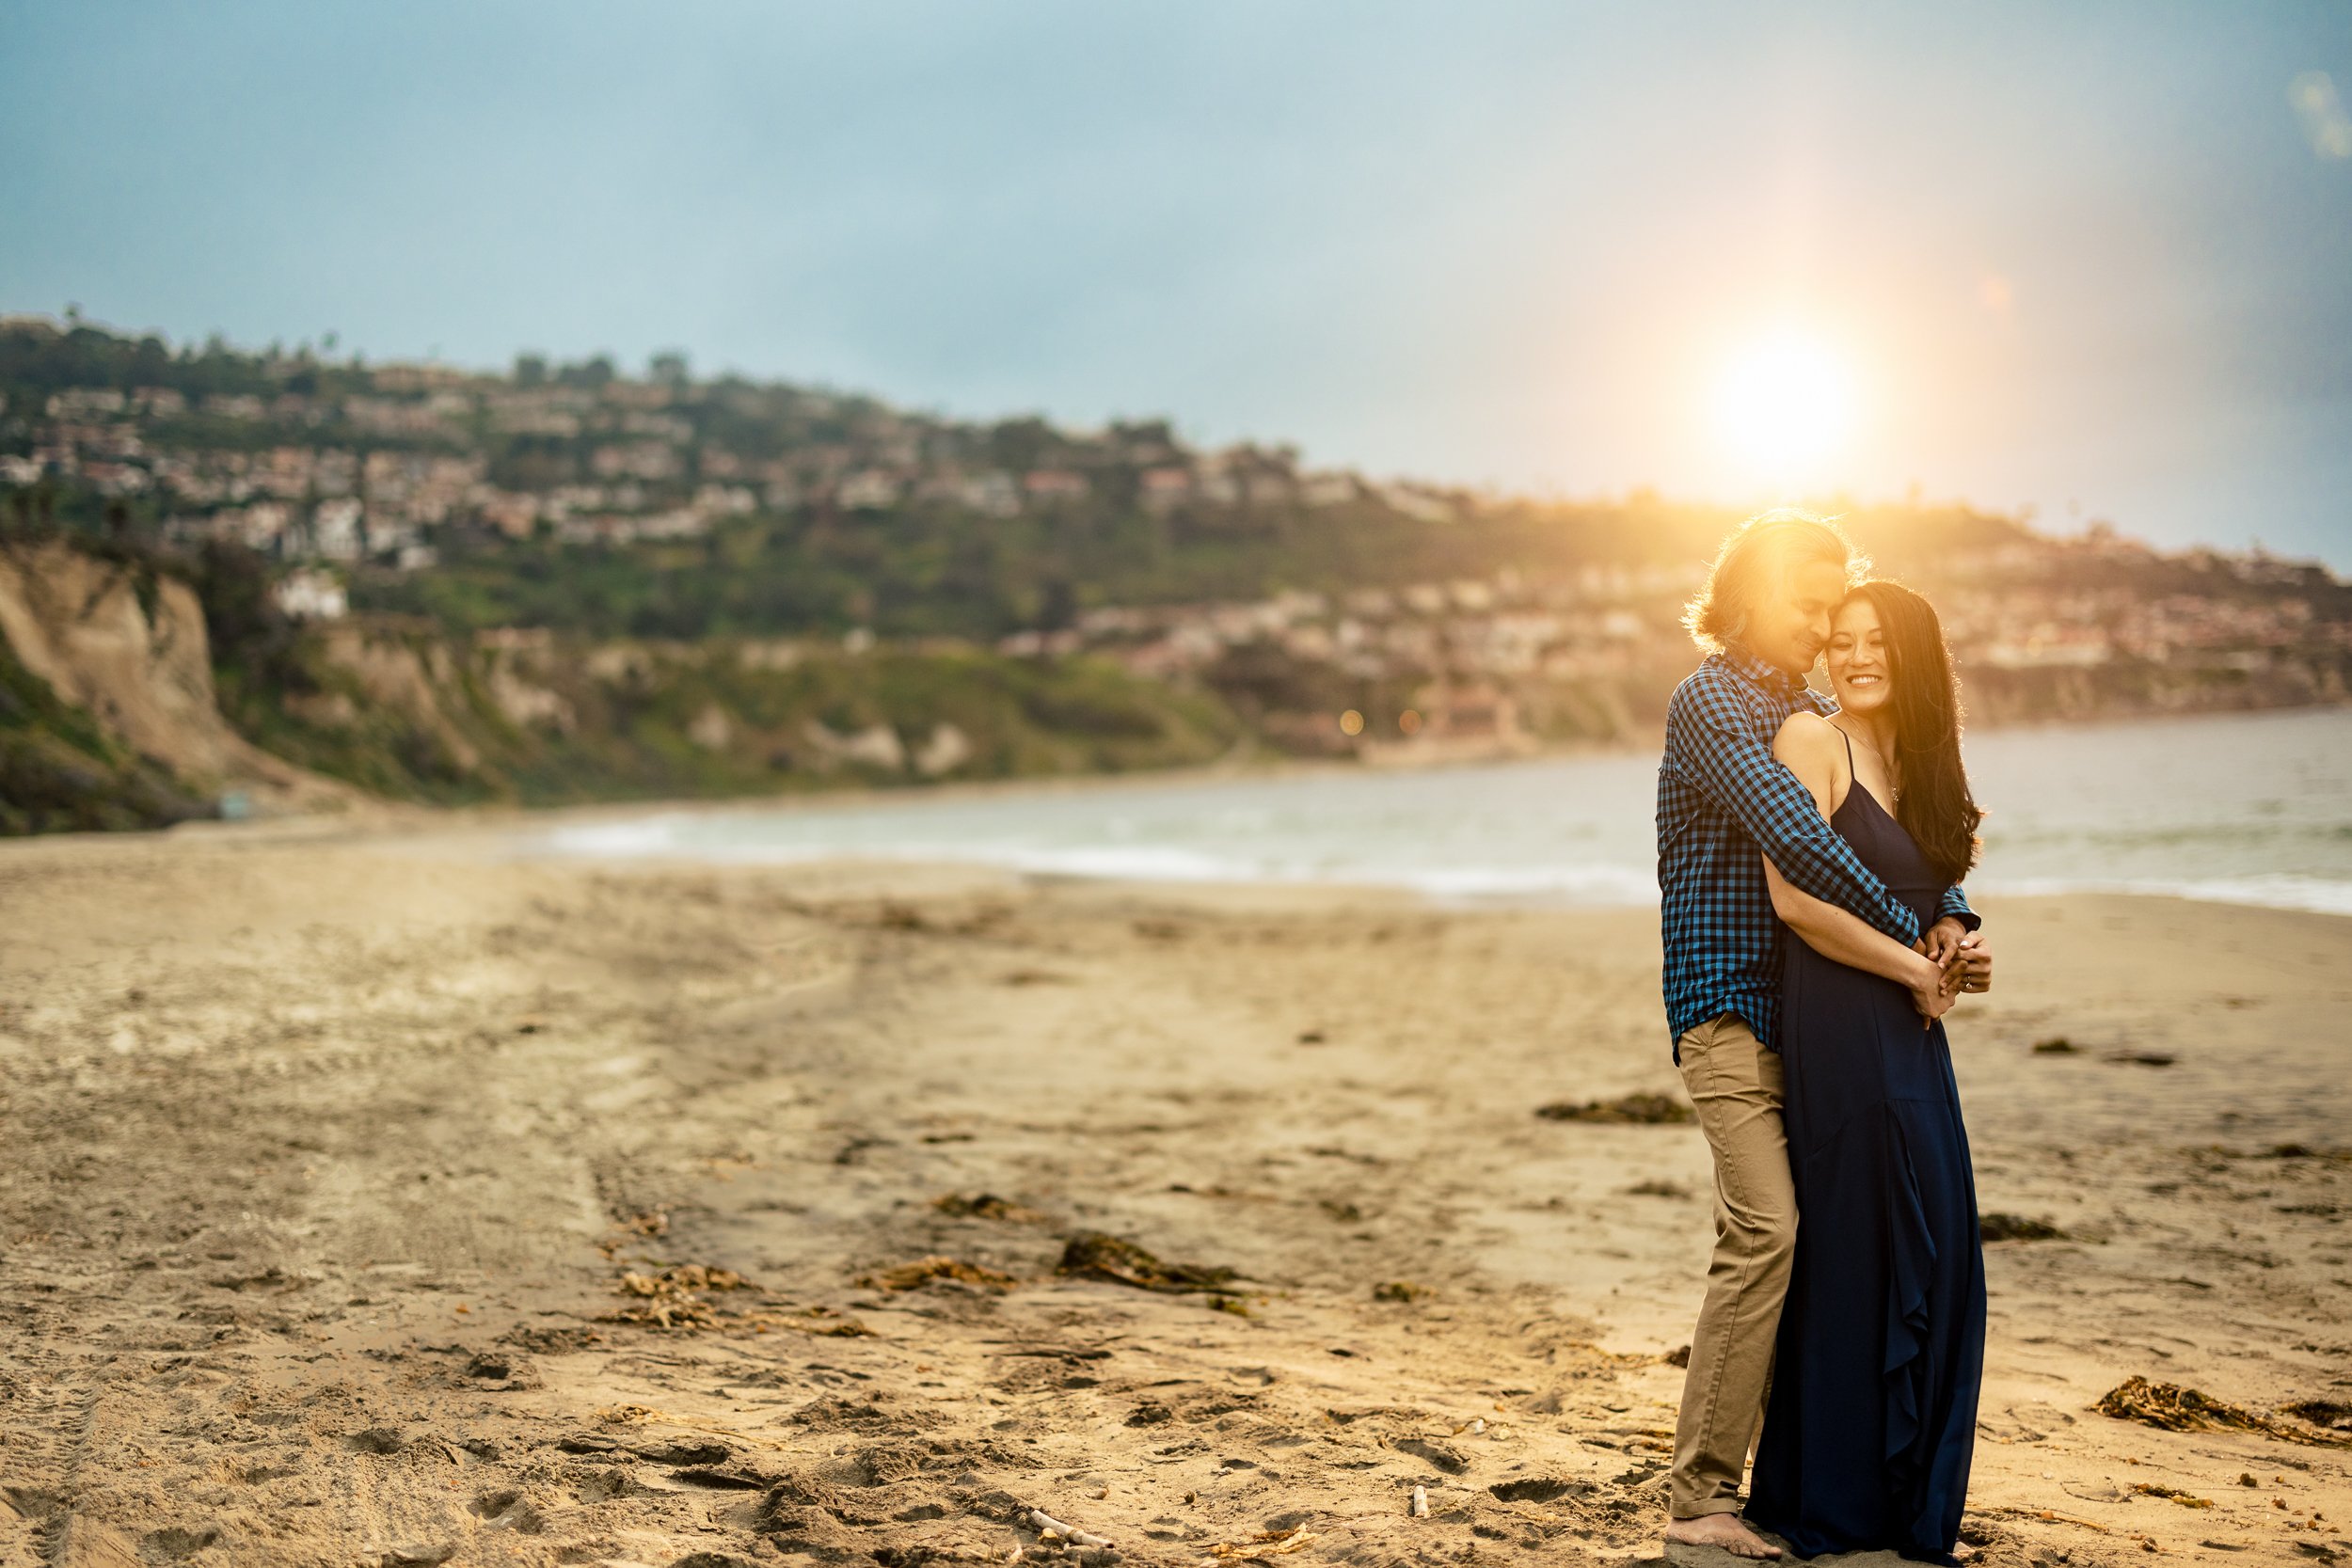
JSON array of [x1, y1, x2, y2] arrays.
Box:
[[1848, 579, 1983, 885]]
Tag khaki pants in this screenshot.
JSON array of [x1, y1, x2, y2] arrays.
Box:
[[1668, 1014, 1798, 1520]]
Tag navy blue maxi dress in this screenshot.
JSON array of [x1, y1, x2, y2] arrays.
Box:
[[1746, 747, 1987, 1565]]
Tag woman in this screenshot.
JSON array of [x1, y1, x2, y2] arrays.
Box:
[[1743, 580, 1990, 1564]]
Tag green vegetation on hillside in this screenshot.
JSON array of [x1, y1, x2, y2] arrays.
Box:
[[230, 623, 1246, 809], [0, 629, 207, 834]]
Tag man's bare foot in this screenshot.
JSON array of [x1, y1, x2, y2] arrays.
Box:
[[1662, 1513, 1784, 1560]]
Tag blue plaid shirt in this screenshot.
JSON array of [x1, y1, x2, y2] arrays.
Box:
[[1657, 647, 1975, 1055]]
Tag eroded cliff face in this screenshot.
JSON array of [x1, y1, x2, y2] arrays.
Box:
[[221, 610, 1243, 809], [1, 538, 1243, 829], [0, 542, 358, 825]]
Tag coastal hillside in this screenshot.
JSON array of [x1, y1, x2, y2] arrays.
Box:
[[0, 540, 357, 832], [0, 535, 1247, 831], [3, 316, 2348, 829], [219, 611, 1245, 811]]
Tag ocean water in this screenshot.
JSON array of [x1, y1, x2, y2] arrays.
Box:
[[536, 707, 2352, 916]]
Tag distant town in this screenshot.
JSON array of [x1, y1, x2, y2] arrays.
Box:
[[4, 312, 2346, 803]]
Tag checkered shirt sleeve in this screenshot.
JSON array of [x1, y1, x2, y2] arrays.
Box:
[[1666, 671, 1923, 946]]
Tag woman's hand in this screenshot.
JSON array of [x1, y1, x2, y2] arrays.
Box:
[[1909, 980, 1957, 1026], [1951, 929, 1992, 993], [1913, 916, 1992, 1011], [1905, 951, 1958, 1028]]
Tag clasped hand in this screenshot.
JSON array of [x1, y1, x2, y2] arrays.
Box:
[[1908, 918, 1993, 1024]]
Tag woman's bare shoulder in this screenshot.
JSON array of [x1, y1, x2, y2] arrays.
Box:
[[1771, 708, 1841, 760]]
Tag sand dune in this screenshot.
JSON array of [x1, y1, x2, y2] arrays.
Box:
[[0, 825, 2344, 1567]]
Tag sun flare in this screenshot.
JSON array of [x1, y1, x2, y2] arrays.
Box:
[[1713, 326, 1858, 478]]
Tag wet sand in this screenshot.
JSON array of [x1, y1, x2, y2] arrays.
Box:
[[0, 824, 2345, 1567]]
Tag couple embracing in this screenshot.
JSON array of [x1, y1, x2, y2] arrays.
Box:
[[1656, 512, 1994, 1565]]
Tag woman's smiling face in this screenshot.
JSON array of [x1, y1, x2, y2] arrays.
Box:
[[1825, 596, 1892, 714]]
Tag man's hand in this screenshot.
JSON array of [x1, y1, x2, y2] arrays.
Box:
[[1914, 917, 1992, 998], [1917, 916, 1971, 969]]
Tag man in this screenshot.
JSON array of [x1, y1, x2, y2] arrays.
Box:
[[1656, 512, 1990, 1560]]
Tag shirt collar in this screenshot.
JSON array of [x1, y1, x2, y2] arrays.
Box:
[[1722, 643, 1809, 699]]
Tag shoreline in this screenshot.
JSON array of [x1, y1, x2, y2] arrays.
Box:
[[22, 792, 2352, 927], [0, 695, 2328, 921], [115, 689, 2351, 844]]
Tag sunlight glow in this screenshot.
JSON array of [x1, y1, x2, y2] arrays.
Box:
[[1712, 325, 1859, 480]]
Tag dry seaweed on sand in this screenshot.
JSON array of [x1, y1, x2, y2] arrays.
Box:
[[597, 1269, 771, 1335], [1057, 1230, 1240, 1293], [602, 1296, 717, 1330], [787, 1319, 877, 1338], [1979, 1212, 2066, 1243], [2097, 1377, 2352, 1448], [1534, 1091, 1693, 1125], [855, 1255, 1021, 1291], [2284, 1400, 2352, 1432], [632, 1264, 747, 1291], [2131, 1483, 2214, 1508], [1204, 1526, 1319, 1559], [932, 1192, 1047, 1222], [775, 1306, 877, 1337], [596, 1209, 673, 1257], [602, 1264, 753, 1330]]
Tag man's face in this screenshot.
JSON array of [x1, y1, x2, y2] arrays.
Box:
[[1746, 559, 1848, 678]]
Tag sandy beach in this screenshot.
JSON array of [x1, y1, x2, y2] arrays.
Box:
[[1, 822, 2346, 1568]]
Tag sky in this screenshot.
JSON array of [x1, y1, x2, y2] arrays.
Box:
[[3, 2, 2348, 562]]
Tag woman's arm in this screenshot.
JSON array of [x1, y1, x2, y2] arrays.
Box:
[[1766, 858, 1949, 1002], [1763, 716, 1953, 1017]]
